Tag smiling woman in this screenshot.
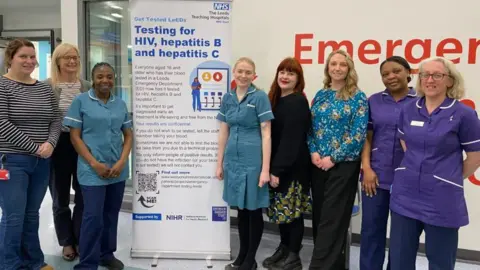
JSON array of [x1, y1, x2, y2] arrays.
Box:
[[63, 62, 133, 269], [0, 38, 61, 270]]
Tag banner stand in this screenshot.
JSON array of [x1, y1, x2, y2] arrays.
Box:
[[129, 0, 233, 260]]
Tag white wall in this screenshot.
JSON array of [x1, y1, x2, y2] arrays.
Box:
[[1, 6, 60, 30], [60, 0, 78, 45], [61, 0, 480, 252], [231, 0, 480, 252]]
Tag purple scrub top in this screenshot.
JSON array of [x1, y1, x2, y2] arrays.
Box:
[[367, 88, 417, 190], [390, 96, 480, 228]]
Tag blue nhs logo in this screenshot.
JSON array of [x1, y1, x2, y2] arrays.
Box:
[[213, 3, 230, 10]]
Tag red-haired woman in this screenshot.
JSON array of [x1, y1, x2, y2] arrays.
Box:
[[263, 57, 312, 270]]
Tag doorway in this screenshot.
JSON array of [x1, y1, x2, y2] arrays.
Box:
[[0, 29, 59, 80]]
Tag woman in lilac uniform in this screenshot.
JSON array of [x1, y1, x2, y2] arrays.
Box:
[[359, 56, 416, 270], [389, 56, 480, 270]]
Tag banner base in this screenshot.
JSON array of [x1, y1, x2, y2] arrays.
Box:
[[130, 249, 231, 260]]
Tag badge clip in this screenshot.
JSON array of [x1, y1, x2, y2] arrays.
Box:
[[0, 154, 9, 181]]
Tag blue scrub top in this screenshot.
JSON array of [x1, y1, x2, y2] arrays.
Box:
[[391, 97, 480, 228], [63, 89, 133, 186], [367, 88, 417, 190], [216, 85, 274, 210]]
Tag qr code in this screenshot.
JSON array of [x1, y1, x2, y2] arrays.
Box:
[[137, 173, 158, 192]]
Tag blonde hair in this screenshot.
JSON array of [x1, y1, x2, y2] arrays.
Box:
[[233, 57, 256, 73], [233, 57, 259, 89], [415, 57, 465, 99], [50, 43, 81, 85], [323, 50, 359, 100]]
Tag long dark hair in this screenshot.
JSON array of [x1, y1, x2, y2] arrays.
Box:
[[268, 57, 306, 109]]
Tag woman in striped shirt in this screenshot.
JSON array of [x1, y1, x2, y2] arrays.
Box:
[[0, 38, 60, 270], [44, 43, 91, 262]]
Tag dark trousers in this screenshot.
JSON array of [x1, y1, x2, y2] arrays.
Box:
[[74, 181, 125, 270], [389, 211, 458, 270], [49, 132, 83, 247], [0, 154, 50, 270], [309, 161, 361, 270], [360, 188, 391, 270]]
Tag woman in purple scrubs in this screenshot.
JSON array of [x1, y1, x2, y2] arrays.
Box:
[[360, 56, 416, 270], [389, 56, 480, 270]]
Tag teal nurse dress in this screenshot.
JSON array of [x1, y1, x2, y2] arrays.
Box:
[[216, 85, 274, 210]]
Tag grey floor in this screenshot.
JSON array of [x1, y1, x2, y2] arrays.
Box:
[[0, 193, 478, 269]]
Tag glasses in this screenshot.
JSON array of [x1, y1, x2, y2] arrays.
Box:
[[61, 56, 80, 62], [418, 73, 450, 81]]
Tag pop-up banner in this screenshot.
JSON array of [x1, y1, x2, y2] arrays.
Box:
[[129, 0, 232, 260]]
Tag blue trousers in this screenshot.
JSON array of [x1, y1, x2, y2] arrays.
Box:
[[360, 188, 390, 270], [192, 91, 201, 111], [389, 211, 458, 270], [74, 181, 125, 270], [0, 153, 50, 270]]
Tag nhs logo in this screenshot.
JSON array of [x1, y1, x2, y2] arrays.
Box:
[[214, 3, 230, 10]]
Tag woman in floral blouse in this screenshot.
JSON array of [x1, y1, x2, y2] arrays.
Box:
[[308, 49, 368, 269]]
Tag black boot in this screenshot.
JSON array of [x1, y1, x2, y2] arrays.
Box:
[[262, 244, 289, 268], [281, 252, 302, 270]]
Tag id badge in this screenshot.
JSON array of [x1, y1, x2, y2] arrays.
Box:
[[0, 169, 9, 181]]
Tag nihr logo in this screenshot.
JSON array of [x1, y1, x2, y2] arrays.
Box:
[[213, 3, 230, 10], [166, 215, 183, 221]]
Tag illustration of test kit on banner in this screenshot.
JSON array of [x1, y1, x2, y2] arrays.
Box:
[[130, 0, 233, 261], [190, 67, 229, 112]]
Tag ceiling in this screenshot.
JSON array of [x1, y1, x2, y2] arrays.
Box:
[[0, 0, 60, 9]]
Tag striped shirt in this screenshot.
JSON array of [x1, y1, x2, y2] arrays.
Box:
[[57, 82, 81, 132], [0, 76, 61, 155]]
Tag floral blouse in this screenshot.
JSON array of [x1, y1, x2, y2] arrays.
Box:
[[308, 88, 369, 163]]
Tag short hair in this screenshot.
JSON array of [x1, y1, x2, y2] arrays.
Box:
[[415, 57, 465, 99]]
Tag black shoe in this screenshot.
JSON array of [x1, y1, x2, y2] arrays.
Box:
[[99, 258, 125, 270], [262, 244, 289, 268], [278, 252, 302, 270], [239, 261, 257, 270]]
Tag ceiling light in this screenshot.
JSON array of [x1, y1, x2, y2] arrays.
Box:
[[111, 13, 123, 18]]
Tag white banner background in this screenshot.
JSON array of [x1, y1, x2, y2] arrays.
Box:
[[130, 0, 232, 260]]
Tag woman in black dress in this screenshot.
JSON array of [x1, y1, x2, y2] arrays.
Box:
[[263, 57, 312, 270]]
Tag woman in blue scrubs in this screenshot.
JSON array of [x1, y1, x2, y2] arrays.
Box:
[[390, 57, 480, 270], [359, 56, 416, 270], [64, 62, 133, 270], [216, 57, 274, 270]]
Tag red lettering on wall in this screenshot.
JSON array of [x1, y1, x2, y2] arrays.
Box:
[[294, 34, 314, 64], [318, 40, 353, 64], [404, 39, 432, 64], [468, 39, 480, 64], [436, 38, 462, 64], [386, 40, 402, 58], [358, 40, 381, 64], [293, 35, 480, 67]]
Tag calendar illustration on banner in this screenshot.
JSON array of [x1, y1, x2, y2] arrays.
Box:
[[194, 67, 230, 111]]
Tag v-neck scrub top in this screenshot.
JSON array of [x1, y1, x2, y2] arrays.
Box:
[[63, 89, 133, 186], [216, 85, 274, 210], [391, 97, 480, 228]]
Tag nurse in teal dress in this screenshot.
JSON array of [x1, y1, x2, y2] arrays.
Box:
[[216, 57, 274, 270]]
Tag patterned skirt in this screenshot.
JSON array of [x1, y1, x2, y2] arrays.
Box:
[[267, 180, 312, 224]]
